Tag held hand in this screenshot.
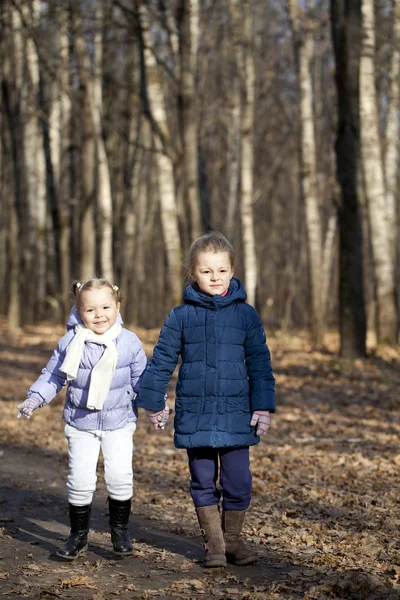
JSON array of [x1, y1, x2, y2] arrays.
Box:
[[16, 396, 42, 420], [145, 405, 172, 430], [250, 410, 271, 436]]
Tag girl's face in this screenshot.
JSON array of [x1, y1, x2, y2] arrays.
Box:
[[78, 287, 120, 334], [192, 251, 234, 296]]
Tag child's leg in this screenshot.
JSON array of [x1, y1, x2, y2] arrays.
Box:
[[102, 422, 136, 501], [187, 448, 226, 568], [65, 424, 101, 506], [101, 422, 136, 554], [57, 425, 101, 560], [187, 447, 220, 507], [219, 447, 257, 565], [219, 447, 252, 510]]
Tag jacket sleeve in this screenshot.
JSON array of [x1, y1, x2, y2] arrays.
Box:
[[244, 307, 275, 413], [135, 308, 182, 411], [130, 336, 148, 394], [26, 333, 70, 405]]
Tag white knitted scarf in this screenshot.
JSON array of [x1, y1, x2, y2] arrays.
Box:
[[60, 323, 122, 410]]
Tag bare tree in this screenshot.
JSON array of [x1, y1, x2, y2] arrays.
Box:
[[384, 0, 400, 273], [331, 0, 366, 357], [288, 0, 337, 344], [360, 0, 397, 343], [178, 0, 202, 240], [138, 0, 182, 307], [229, 0, 257, 306]]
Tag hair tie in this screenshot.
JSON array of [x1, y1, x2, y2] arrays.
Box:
[[113, 285, 119, 292], [76, 282, 83, 291]]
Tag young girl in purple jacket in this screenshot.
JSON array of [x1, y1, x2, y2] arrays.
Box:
[[17, 279, 147, 560]]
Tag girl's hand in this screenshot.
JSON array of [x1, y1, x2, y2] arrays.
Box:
[[16, 396, 42, 420], [145, 405, 172, 430], [250, 410, 271, 436]]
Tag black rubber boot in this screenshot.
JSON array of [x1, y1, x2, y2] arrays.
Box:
[[56, 503, 91, 560], [108, 497, 133, 554]]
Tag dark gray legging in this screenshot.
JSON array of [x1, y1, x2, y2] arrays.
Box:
[[187, 446, 252, 510]]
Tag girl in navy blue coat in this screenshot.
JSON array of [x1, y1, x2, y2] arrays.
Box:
[[137, 232, 275, 568]]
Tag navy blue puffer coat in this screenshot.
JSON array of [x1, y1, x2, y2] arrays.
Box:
[[136, 278, 275, 449]]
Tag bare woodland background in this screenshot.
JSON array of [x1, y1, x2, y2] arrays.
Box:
[[0, 0, 399, 357]]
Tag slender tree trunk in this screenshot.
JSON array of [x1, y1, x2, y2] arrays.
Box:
[[226, 72, 241, 242], [288, 0, 325, 343], [384, 0, 400, 267], [138, 0, 182, 307], [360, 0, 397, 343], [178, 0, 201, 240], [23, 1, 47, 318], [50, 6, 71, 316], [72, 6, 96, 281], [2, 4, 21, 327], [230, 0, 257, 306], [331, 0, 366, 357], [94, 1, 113, 281]]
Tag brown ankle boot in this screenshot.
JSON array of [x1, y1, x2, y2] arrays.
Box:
[[223, 509, 258, 565], [195, 505, 226, 568]]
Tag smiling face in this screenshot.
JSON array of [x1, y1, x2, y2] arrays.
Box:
[[191, 251, 234, 296], [78, 287, 120, 334]]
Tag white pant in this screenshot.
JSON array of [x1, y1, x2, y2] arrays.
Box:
[[64, 422, 136, 506]]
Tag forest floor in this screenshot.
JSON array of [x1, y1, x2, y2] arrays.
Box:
[[0, 319, 399, 600]]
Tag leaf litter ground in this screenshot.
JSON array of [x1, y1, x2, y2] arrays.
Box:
[[0, 319, 399, 599]]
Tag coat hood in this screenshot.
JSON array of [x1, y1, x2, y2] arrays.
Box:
[[183, 277, 247, 309], [66, 305, 124, 330]]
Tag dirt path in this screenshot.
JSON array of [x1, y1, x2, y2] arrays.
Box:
[[1, 321, 400, 599], [0, 445, 290, 600]]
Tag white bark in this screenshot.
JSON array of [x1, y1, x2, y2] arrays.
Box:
[[94, 2, 113, 282], [24, 0, 47, 308], [226, 74, 241, 241], [384, 0, 400, 261], [360, 0, 397, 342], [139, 1, 182, 306], [50, 6, 71, 310], [190, 0, 200, 72], [320, 214, 337, 322], [74, 5, 113, 281], [230, 0, 257, 306], [288, 0, 327, 343], [179, 0, 201, 240]]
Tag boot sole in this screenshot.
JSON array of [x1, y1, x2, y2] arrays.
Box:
[[55, 544, 88, 561], [204, 561, 226, 568], [204, 554, 227, 568], [112, 548, 133, 555], [228, 555, 258, 566]]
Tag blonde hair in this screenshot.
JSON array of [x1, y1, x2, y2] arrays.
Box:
[[72, 279, 122, 309], [187, 231, 235, 281]]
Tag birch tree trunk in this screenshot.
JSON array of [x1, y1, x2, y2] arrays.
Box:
[[384, 0, 400, 265], [178, 0, 201, 240], [288, 0, 326, 343], [50, 6, 71, 315], [226, 72, 241, 242], [138, 1, 182, 307], [360, 0, 397, 343], [93, 1, 113, 282], [230, 0, 257, 307]]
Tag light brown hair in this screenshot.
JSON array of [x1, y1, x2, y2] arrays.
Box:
[[72, 279, 122, 309], [187, 231, 235, 281]]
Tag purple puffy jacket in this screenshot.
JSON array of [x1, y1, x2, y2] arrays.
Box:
[[26, 306, 147, 431]]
